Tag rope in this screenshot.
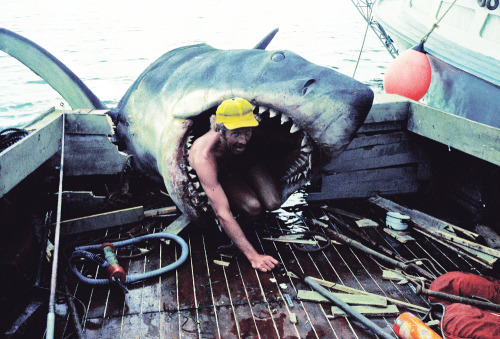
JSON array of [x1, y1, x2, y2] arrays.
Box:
[[353, 8, 372, 78], [420, 0, 459, 44]]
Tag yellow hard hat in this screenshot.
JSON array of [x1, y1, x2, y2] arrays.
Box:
[[216, 98, 259, 130]]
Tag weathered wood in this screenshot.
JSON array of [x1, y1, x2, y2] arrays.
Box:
[[143, 206, 177, 218], [365, 94, 409, 124], [356, 219, 379, 228], [65, 110, 113, 135], [329, 305, 399, 318], [163, 214, 191, 235], [413, 227, 497, 268], [308, 167, 419, 200], [0, 112, 63, 198], [383, 228, 415, 243], [325, 140, 418, 173], [408, 101, 500, 166], [62, 134, 128, 176], [369, 196, 500, 258], [61, 191, 106, 210], [60, 206, 144, 234], [297, 290, 387, 307]]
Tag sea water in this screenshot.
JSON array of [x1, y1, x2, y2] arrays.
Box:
[[0, 0, 393, 130]]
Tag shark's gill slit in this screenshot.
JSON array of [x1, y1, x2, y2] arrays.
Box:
[[181, 102, 317, 216], [302, 79, 315, 95]]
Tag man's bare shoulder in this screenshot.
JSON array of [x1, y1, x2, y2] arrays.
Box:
[[189, 130, 220, 170]]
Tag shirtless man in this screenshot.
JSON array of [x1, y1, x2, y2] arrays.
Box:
[[188, 98, 280, 272]]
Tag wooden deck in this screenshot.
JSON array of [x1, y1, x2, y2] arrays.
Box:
[[55, 196, 496, 339]]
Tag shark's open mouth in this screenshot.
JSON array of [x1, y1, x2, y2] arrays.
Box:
[[179, 102, 319, 215]]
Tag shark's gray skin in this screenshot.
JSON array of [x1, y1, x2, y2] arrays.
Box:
[[0, 28, 374, 223]]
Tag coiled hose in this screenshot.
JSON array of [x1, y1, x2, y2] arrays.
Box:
[[69, 232, 188, 286]]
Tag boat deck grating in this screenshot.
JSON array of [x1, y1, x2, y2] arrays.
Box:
[[55, 201, 494, 338]]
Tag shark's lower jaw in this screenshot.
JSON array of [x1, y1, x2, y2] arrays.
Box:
[[177, 103, 319, 219]]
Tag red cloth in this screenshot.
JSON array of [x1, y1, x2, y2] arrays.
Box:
[[429, 272, 500, 339], [429, 272, 500, 305], [440, 303, 500, 339]]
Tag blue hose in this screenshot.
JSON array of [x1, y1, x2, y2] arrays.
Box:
[[69, 232, 189, 286]]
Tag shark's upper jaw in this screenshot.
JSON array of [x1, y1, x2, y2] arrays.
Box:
[[172, 100, 324, 221]]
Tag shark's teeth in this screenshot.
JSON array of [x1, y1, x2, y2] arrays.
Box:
[[290, 123, 300, 133], [259, 106, 268, 114], [301, 135, 309, 147], [187, 135, 194, 148], [301, 145, 313, 153], [189, 173, 197, 179], [281, 114, 290, 125], [193, 182, 200, 189], [269, 109, 278, 118]]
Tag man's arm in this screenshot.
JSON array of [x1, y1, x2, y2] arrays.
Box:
[[194, 159, 279, 272]]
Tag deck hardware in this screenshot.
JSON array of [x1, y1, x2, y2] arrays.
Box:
[[324, 228, 436, 281], [416, 285, 500, 312], [293, 271, 395, 339], [101, 243, 128, 294], [284, 293, 294, 307]]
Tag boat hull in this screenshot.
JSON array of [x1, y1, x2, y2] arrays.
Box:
[[374, 0, 500, 128]]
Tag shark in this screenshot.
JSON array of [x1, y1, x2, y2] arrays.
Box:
[[0, 28, 374, 223]]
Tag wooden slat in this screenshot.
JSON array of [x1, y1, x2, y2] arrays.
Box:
[[408, 101, 500, 166], [60, 206, 145, 235], [0, 112, 62, 198], [65, 110, 113, 135], [325, 140, 418, 173], [62, 134, 128, 176], [308, 166, 419, 200], [297, 290, 387, 306], [365, 95, 409, 124], [329, 305, 399, 318]]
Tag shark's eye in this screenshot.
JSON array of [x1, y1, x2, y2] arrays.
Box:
[[271, 52, 285, 62]]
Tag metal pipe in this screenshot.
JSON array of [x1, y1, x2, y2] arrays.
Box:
[[46, 116, 65, 339], [325, 228, 436, 280], [416, 285, 500, 312], [304, 276, 395, 339]]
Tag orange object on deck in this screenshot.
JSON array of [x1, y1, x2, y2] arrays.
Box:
[[393, 312, 442, 339]]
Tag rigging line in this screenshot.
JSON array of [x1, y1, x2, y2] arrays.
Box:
[[46, 115, 65, 339], [353, 6, 372, 78], [420, 0, 459, 43]]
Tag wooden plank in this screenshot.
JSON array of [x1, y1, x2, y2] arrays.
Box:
[[329, 305, 399, 318], [347, 131, 410, 150], [297, 290, 387, 307], [325, 141, 418, 172], [408, 101, 500, 166], [144, 206, 177, 218], [365, 95, 409, 124], [63, 134, 128, 176], [308, 167, 419, 201], [163, 214, 191, 235], [357, 121, 406, 134], [0, 112, 63, 198], [65, 110, 113, 135], [60, 206, 145, 234], [369, 196, 500, 258], [413, 228, 497, 268]]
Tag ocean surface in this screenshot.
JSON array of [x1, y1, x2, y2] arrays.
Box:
[[0, 0, 393, 130]]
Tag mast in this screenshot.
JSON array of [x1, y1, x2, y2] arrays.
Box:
[[350, 0, 399, 58]]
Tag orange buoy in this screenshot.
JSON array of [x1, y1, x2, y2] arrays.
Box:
[[394, 312, 442, 339], [383, 41, 432, 101]]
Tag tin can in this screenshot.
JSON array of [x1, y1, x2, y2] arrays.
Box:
[[393, 312, 442, 339]]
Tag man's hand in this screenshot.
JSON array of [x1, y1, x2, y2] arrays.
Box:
[[248, 253, 280, 272]]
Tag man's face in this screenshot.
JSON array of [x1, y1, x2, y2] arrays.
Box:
[[222, 127, 253, 155]]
